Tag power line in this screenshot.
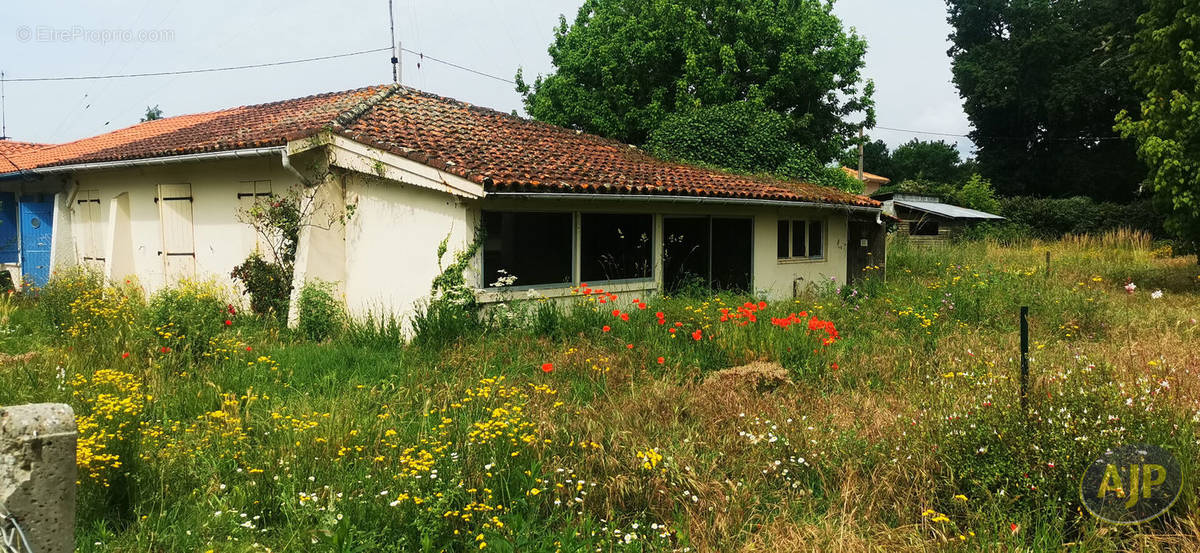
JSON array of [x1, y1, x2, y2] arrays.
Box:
[[399, 47, 516, 85], [874, 124, 1123, 143], [4, 47, 393, 83]]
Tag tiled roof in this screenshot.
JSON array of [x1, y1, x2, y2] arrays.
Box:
[[1, 84, 878, 208], [842, 166, 890, 185], [2, 86, 391, 172], [0, 140, 52, 172], [339, 88, 878, 207]]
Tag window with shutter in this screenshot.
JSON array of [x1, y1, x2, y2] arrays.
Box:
[[157, 184, 196, 279]]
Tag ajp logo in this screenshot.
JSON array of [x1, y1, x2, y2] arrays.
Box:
[[1079, 444, 1182, 524]]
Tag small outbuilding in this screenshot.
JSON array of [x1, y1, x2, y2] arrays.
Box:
[[841, 167, 891, 196], [876, 192, 1004, 245]]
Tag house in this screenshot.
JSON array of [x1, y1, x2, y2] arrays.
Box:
[[0, 84, 885, 324], [0, 140, 54, 287], [876, 192, 1003, 245], [841, 166, 890, 196]]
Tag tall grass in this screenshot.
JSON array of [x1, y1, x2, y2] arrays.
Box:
[[1, 234, 1198, 551]]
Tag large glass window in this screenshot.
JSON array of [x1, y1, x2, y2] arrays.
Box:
[[482, 211, 573, 287], [580, 213, 653, 282]]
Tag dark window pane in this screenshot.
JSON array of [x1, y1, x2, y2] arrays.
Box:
[[482, 211, 573, 287], [663, 217, 710, 294], [776, 220, 789, 259], [909, 221, 939, 236], [580, 213, 653, 281], [808, 220, 823, 258], [711, 218, 752, 292], [791, 220, 806, 258]]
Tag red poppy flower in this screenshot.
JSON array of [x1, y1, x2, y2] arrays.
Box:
[[602, 325, 611, 332], [620, 313, 629, 321], [541, 363, 554, 373], [612, 309, 621, 317], [632, 298, 640, 304], [227, 304, 237, 315], [830, 363, 839, 371], [691, 329, 702, 341], [674, 322, 683, 327], [758, 301, 768, 310], [655, 311, 664, 319], [121, 352, 130, 359], [1010, 523, 1019, 534], [160, 346, 171, 353], [669, 328, 677, 334], [224, 319, 233, 326], [656, 357, 665, 364], [245, 346, 252, 352], [626, 344, 634, 349], [637, 302, 647, 310]]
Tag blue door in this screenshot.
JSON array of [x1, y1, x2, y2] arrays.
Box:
[[19, 198, 54, 287]]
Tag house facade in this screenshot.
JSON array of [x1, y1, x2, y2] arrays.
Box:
[[0, 85, 885, 324]]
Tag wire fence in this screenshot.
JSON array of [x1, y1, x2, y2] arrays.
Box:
[[0, 510, 34, 553]]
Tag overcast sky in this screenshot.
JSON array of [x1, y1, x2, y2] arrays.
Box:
[[0, 0, 974, 157]]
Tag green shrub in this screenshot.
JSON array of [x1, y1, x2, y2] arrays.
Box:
[[230, 253, 291, 323], [148, 279, 232, 357], [35, 267, 108, 333], [994, 196, 1165, 239], [297, 279, 343, 342], [413, 233, 483, 348]]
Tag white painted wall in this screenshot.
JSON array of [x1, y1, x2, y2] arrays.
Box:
[[342, 172, 472, 325], [51, 156, 296, 293]]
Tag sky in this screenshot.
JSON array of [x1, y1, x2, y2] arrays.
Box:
[[0, 0, 975, 158]]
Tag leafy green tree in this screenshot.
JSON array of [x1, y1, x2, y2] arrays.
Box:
[[646, 101, 862, 193], [947, 0, 1146, 200], [140, 105, 163, 122], [839, 139, 895, 179], [517, 0, 874, 165], [890, 139, 963, 185], [1115, 0, 1200, 251], [955, 173, 1000, 213]]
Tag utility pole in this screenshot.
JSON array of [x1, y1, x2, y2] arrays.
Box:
[[388, 0, 400, 83], [1, 70, 7, 140], [857, 125, 864, 181]]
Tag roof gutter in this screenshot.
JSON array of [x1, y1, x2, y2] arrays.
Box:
[[484, 192, 882, 214], [0, 146, 286, 180]]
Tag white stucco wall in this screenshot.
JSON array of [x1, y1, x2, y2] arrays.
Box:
[[342, 172, 473, 323], [50, 156, 297, 293]]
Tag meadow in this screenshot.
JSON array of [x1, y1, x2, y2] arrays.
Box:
[[2, 231, 1199, 552]]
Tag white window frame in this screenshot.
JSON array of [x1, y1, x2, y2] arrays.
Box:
[[777, 218, 826, 262]]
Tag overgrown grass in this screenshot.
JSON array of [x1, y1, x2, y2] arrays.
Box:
[[2, 231, 1200, 551]]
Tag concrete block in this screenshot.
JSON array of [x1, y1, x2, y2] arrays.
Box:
[[0, 403, 77, 553]]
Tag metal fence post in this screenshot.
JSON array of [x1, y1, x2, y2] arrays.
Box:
[[0, 403, 77, 553]]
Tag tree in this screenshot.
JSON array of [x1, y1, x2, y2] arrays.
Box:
[[947, 0, 1147, 200], [517, 0, 874, 165], [1115, 0, 1200, 251], [890, 139, 963, 185], [839, 139, 895, 180], [141, 105, 163, 122]]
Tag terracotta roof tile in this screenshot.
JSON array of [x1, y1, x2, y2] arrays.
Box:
[[3, 85, 391, 172], [842, 166, 890, 185], [1, 84, 878, 208], [0, 140, 52, 172]]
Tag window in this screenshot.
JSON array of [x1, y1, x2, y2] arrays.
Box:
[[909, 221, 940, 236], [663, 216, 752, 293], [76, 189, 105, 266], [238, 180, 276, 259], [482, 211, 573, 287], [777, 219, 824, 260], [580, 213, 653, 282]]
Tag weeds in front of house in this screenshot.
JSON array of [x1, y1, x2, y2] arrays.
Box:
[[1, 230, 1199, 551]]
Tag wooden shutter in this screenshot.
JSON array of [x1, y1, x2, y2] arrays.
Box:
[[158, 184, 196, 279], [237, 180, 274, 261], [76, 190, 104, 269]]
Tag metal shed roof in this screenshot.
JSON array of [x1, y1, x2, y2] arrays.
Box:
[[892, 199, 1004, 221]]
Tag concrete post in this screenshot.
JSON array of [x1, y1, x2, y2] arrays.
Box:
[[0, 403, 76, 553]]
